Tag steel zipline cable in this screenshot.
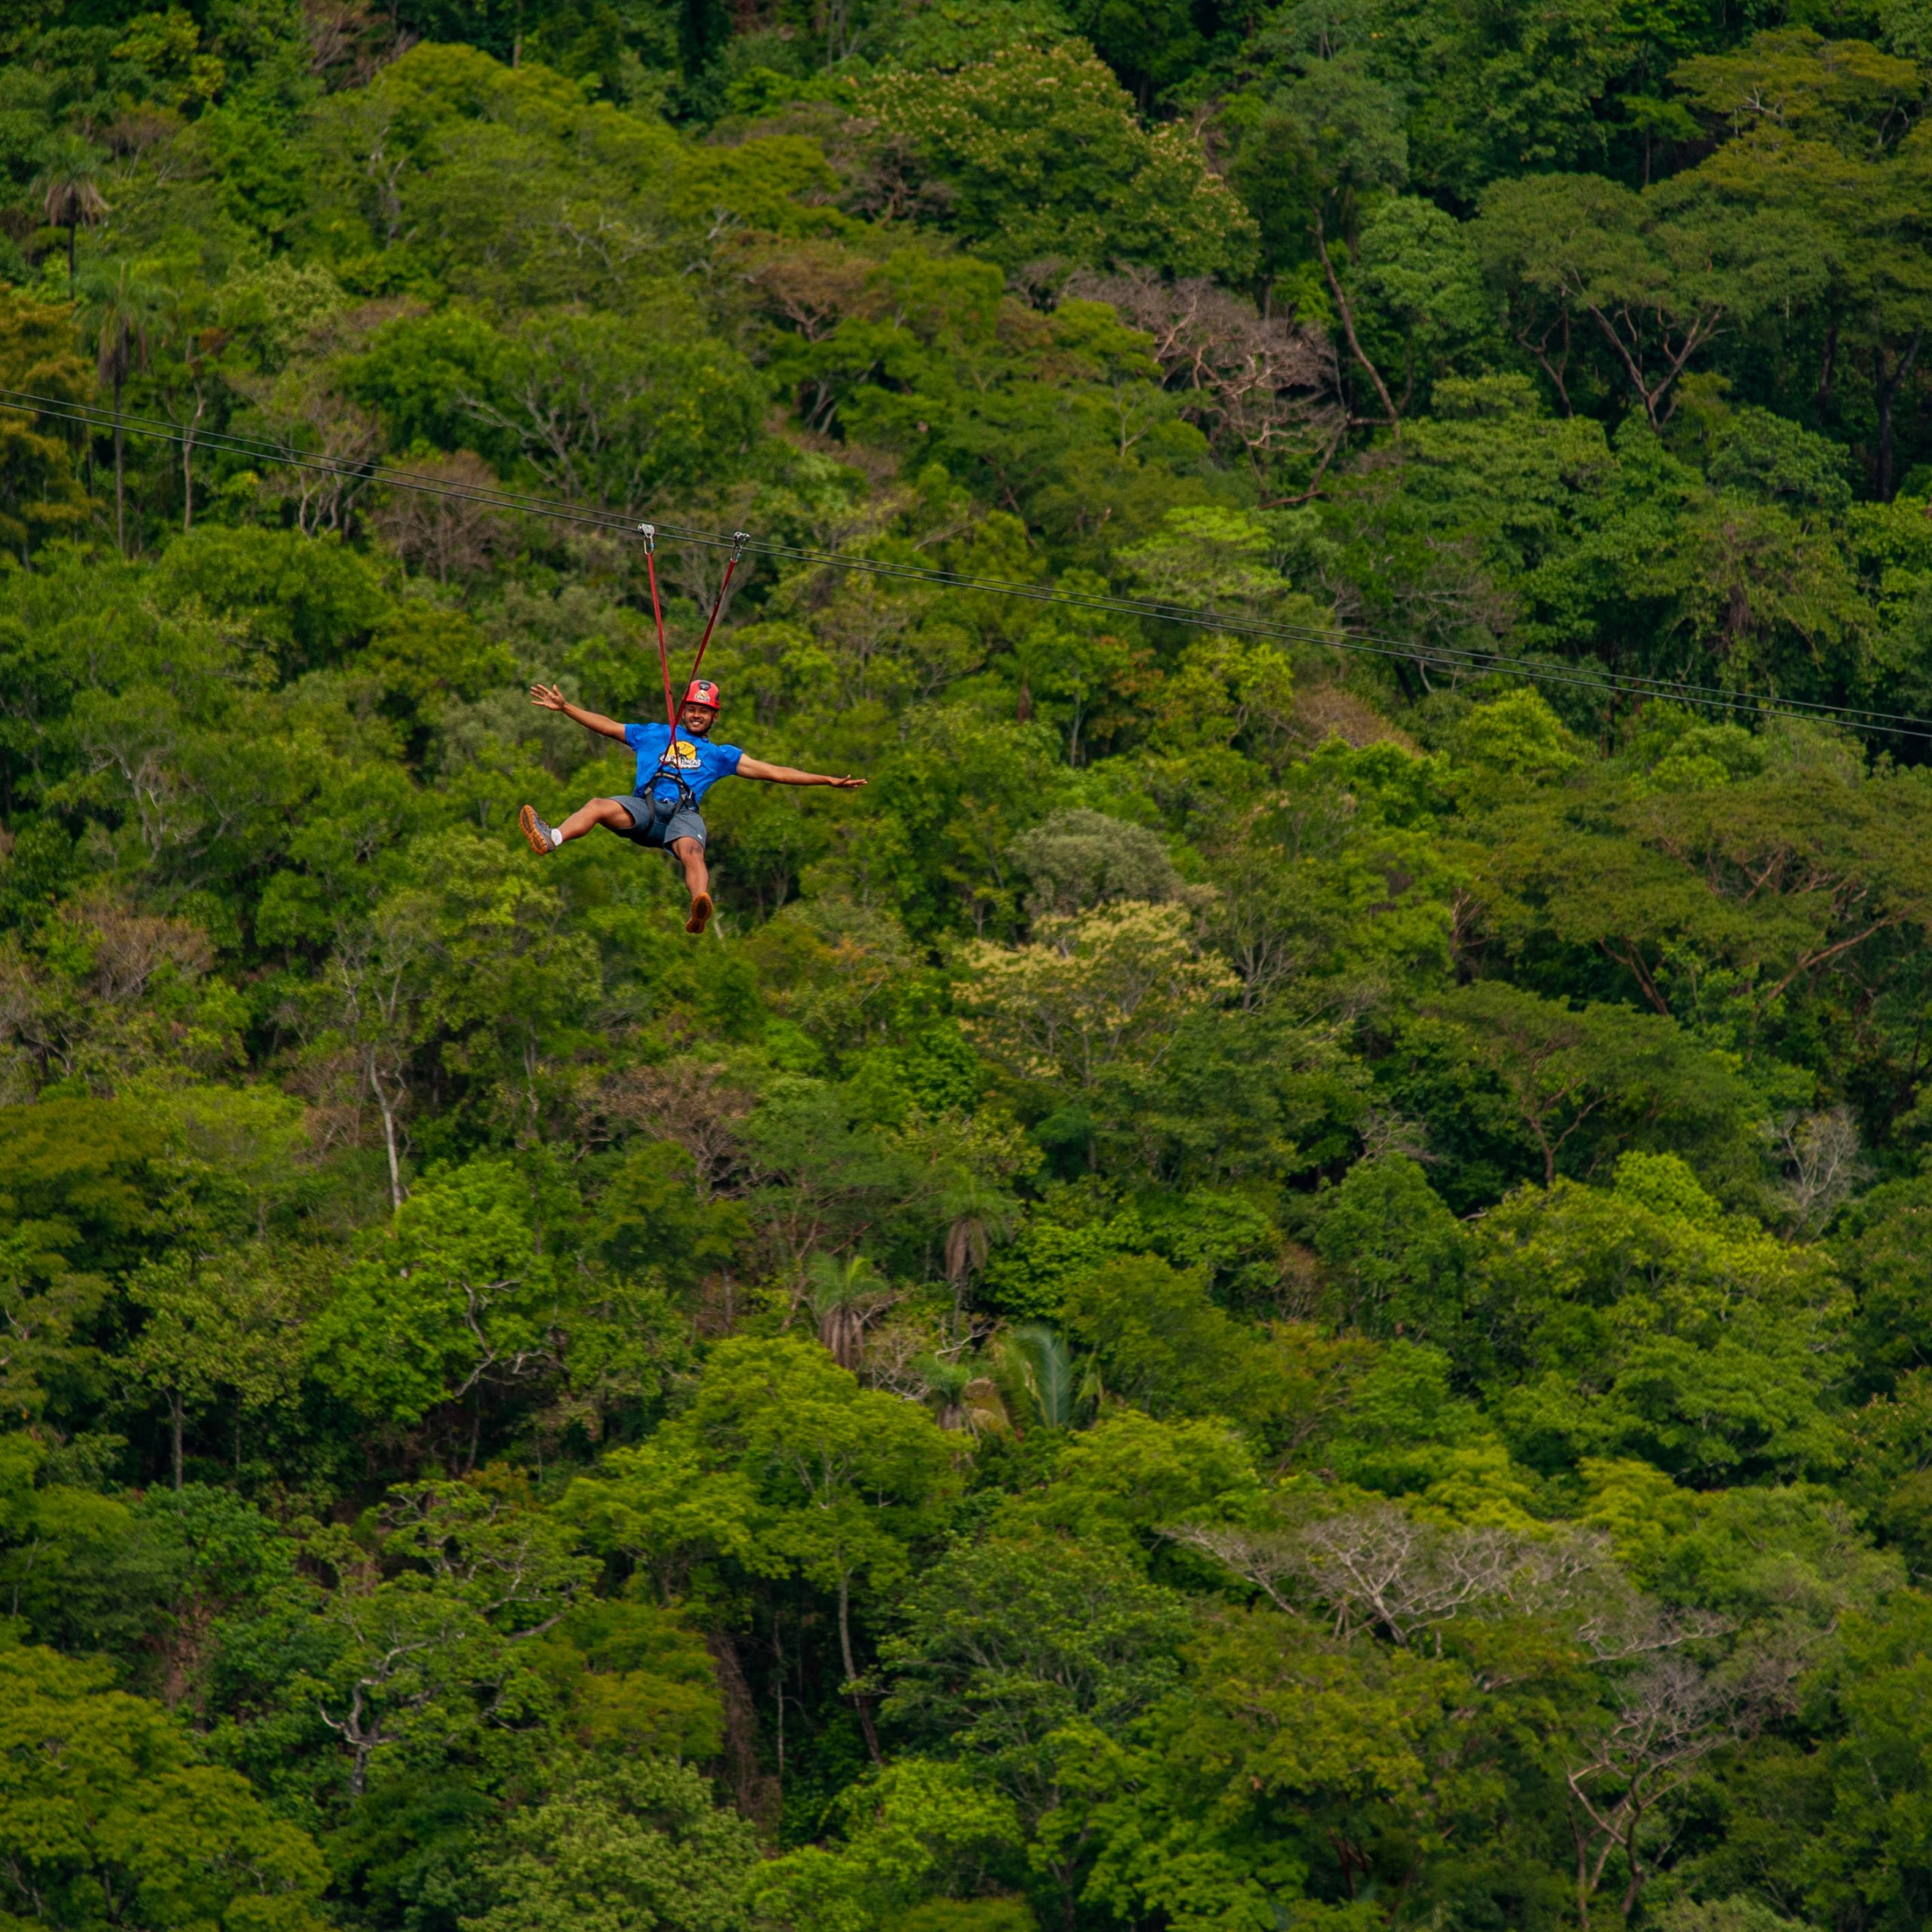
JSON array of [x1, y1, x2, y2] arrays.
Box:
[[8, 384, 1932, 744]]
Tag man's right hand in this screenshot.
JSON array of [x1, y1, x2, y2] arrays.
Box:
[[530, 686, 629, 742]]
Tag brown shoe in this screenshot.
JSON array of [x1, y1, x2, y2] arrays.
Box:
[[519, 804, 556, 856], [685, 892, 713, 936]]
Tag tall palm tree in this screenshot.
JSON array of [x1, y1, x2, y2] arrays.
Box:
[[940, 1180, 1020, 1304], [805, 1253, 893, 1371], [81, 261, 163, 554], [32, 133, 110, 297]]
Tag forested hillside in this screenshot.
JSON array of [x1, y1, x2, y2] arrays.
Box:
[[5, 0, 1932, 1926]]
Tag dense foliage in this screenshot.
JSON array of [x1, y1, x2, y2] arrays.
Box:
[[5, 0, 1932, 1928]]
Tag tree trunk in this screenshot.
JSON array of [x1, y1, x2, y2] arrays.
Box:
[[169, 1389, 183, 1491], [1315, 214, 1399, 435], [181, 384, 205, 531], [836, 1564, 857, 1683], [1532, 1118, 1558, 1189], [771, 1620, 787, 1780], [838, 1567, 882, 1764], [705, 1631, 781, 1827], [368, 1048, 405, 1211], [66, 220, 76, 297], [346, 1690, 374, 1796]]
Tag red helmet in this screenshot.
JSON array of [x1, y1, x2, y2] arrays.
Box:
[[682, 678, 721, 710]]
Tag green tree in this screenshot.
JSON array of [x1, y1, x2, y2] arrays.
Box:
[[1355, 195, 1500, 414], [960, 903, 1238, 1095], [863, 45, 1257, 278], [308, 1160, 566, 1436], [1059, 1254, 1282, 1427], [752, 1758, 1023, 1932], [1837, 1174, 1932, 1395], [1312, 1153, 1469, 1343], [149, 524, 389, 679], [1471, 760, 1932, 1088], [878, 1531, 1191, 1913], [375, 831, 603, 1148], [302, 1476, 598, 1795], [463, 1752, 759, 1932], [1686, 31, 1932, 496], [79, 260, 166, 555], [438, 308, 764, 509], [1227, 58, 1408, 414], [567, 1340, 964, 1755], [1473, 171, 1824, 423], [598, 1140, 749, 1297], [1056, 1602, 1478, 1930], [1398, 0, 1635, 201], [0, 290, 91, 558], [1475, 1153, 1851, 1481], [126, 1244, 310, 1490], [1011, 811, 1180, 920], [31, 132, 109, 297], [1423, 981, 1752, 1188], [0, 1643, 330, 1930], [806, 1251, 894, 1371]]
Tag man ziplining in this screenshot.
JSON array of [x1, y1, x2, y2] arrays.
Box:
[[518, 678, 866, 935]]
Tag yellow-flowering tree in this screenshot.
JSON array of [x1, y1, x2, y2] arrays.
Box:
[[959, 900, 1237, 1093]]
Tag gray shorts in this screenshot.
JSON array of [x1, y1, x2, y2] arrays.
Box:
[[605, 792, 706, 848]]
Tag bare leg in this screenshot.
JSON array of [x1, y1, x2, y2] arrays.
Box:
[[669, 835, 712, 934], [668, 835, 709, 900], [556, 798, 634, 842]]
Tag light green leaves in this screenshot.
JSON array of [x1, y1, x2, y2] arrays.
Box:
[[463, 1752, 759, 1932], [863, 45, 1257, 278], [0, 1644, 330, 1932], [753, 1760, 1023, 1932], [309, 1158, 561, 1426]]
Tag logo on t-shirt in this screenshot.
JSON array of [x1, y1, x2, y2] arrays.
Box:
[[667, 740, 701, 768]]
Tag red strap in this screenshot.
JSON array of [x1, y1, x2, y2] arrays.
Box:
[[643, 531, 676, 738], [685, 552, 740, 694], [641, 528, 748, 801]]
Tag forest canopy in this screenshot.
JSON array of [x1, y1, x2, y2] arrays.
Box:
[[3, 0, 1932, 1928]]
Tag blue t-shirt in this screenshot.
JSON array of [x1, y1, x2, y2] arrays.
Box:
[[625, 721, 744, 808]]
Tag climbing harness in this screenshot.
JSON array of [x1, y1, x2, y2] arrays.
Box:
[[638, 524, 751, 822]]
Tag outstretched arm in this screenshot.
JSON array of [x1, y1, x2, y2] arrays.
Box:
[[530, 683, 629, 743], [737, 754, 866, 789]]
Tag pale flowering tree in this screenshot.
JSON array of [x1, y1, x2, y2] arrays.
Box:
[[959, 900, 1238, 1091]]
